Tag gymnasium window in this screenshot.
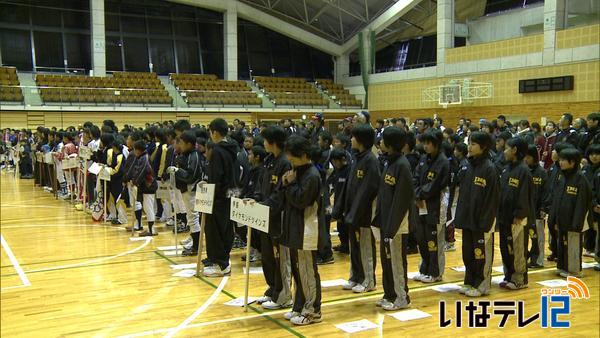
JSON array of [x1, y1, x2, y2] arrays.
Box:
[[484, 0, 545, 15]]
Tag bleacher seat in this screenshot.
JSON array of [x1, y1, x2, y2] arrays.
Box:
[[0, 67, 24, 102], [36, 72, 171, 105], [170, 73, 261, 106], [253, 76, 327, 107], [316, 78, 362, 107]]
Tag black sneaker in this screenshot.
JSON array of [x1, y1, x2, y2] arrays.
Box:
[[547, 254, 557, 262], [173, 225, 190, 233], [181, 248, 198, 256], [111, 219, 123, 225], [202, 258, 212, 266], [317, 256, 335, 265], [528, 262, 543, 269]]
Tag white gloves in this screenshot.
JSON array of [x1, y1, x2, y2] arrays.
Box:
[[166, 166, 179, 173]]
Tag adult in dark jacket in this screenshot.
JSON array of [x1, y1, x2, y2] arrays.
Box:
[[581, 144, 600, 257], [552, 148, 592, 277], [556, 113, 580, 147], [372, 127, 414, 310], [455, 132, 500, 297], [413, 129, 450, 283], [342, 124, 380, 293], [498, 137, 534, 290], [328, 149, 351, 254]]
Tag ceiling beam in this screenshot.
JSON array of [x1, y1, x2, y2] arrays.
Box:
[[341, 0, 420, 53], [168, 0, 344, 55], [310, 3, 330, 24], [315, 0, 367, 23]]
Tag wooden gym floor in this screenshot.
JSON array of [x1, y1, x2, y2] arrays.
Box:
[[1, 170, 598, 338]]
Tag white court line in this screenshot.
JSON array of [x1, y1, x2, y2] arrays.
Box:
[[1, 234, 31, 289], [163, 276, 229, 338], [120, 264, 584, 338]]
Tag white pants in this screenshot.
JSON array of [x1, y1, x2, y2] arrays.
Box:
[[182, 190, 200, 233]]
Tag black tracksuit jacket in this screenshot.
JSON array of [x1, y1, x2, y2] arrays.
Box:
[[497, 161, 533, 225], [415, 152, 450, 225], [260, 152, 292, 238], [550, 167, 592, 232], [174, 149, 202, 193], [343, 150, 381, 228], [529, 164, 548, 219], [328, 164, 350, 221], [207, 140, 238, 201]]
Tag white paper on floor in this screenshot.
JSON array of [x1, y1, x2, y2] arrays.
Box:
[[172, 269, 196, 278], [491, 276, 504, 285], [582, 261, 597, 269], [536, 279, 568, 287], [407, 271, 420, 279], [130, 237, 148, 241], [243, 267, 263, 274], [388, 309, 431, 322], [158, 245, 178, 251], [321, 279, 347, 288], [335, 319, 379, 334], [164, 250, 184, 256], [224, 297, 257, 307], [451, 266, 466, 272], [170, 263, 197, 270], [432, 283, 462, 293], [492, 266, 504, 273]]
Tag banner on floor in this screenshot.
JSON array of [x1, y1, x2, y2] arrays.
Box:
[[79, 145, 92, 160], [230, 197, 269, 233], [194, 183, 215, 214]]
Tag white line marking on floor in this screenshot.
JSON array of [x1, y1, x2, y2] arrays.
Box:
[[0, 234, 31, 288], [163, 276, 229, 338]]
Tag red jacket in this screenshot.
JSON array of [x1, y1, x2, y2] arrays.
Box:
[[541, 133, 557, 170]]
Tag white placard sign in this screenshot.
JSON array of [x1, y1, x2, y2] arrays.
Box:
[[36, 152, 43, 162], [98, 165, 111, 181], [43, 152, 54, 164], [61, 157, 78, 169], [156, 181, 171, 201], [230, 197, 269, 233], [194, 183, 215, 214], [79, 145, 92, 160]]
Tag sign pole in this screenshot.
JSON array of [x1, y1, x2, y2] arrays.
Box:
[[244, 226, 252, 312], [195, 213, 206, 276]]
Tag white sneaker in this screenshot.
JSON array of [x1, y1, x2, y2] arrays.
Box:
[[352, 284, 376, 293], [159, 216, 168, 223], [290, 313, 322, 326], [166, 218, 175, 226], [284, 311, 300, 320], [505, 282, 528, 290], [412, 273, 426, 282], [203, 264, 231, 277], [382, 299, 410, 311], [583, 249, 595, 258], [375, 298, 386, 307], [256, 296, 271, 304], [421, 275, 442, 283], [465, 288, 483, 297], [342, 281, 357, 290], [261, 300, 292, 310], [458, 285, 471, 295], [180, 236, 192, 246]]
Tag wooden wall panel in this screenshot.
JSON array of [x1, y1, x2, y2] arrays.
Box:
[[0, 112, 27, 129]]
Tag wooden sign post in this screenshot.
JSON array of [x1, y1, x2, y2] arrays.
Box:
[[79, 146, 91, 209], [194, 182, 215, 276], [97, 165, 111, 223], [230, 197, 270, 312]]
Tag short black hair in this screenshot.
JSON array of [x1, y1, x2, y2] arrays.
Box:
[[553, 141, 574, 154], [497, 131, 513, 142], [587, 112, 600, 122], [588, 143, 600, 155], [180, 130, 196, 145], [100, 133, 115, 148], [525, 144, 539, 162], [112, 136, 124, 149], [329, 148, 348, 161], [497, 115, 506, 121], [90, 125, 101, 139], [562, 113, 573, 124], [334, 132, 350, 147], [208, 118, 228, 136], [454, 142, 468, 156], [506, 137, 528, 160], [319, 130, 333, 145], [285, 135, 311, 158], [406, 131, 416, 151], [469, 131, 493, 153], [250, 145, 267, 162], [174, 119, 191, 132], [418, 129, 443, 147], [382, 127, 407, 153], [197, 137, 207, 147], [129, 130, 144, 142], [351, 123, 375, 149], [133, 140, 146, 152], [559, 148, 582, 164], [261, 125, 287, 149], [520, 120, 530, 128]]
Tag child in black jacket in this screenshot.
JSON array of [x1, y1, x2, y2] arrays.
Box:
[[498, 137, 534, 290], [241, 145, 267, 263], [281, 135, 323, 326], [552, 148, 592, 277], [455, 132, 500, 297], [414, 129, 450, 283], [581, 144, 600, 258], [343, 124, 380, 293], [372, 127, 415, 310], [329, 148, 350, 254], [525, 144, 548, 268], [130, 140, 158, 236]]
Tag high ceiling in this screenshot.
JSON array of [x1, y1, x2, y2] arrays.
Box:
[[238, 0, 399, 44], [239, 0, 488, 50]]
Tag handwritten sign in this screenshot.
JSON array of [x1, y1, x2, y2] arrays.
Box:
[[156, 181, 171, 201], [79, 145, 92, 160], [194, 183, 215, 214], [98, 165, 111, 181], [43, 152, 54, 164], [61, 157, 78, 169], [230, 197, 270, 233], [35, 152, 42, 162]]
